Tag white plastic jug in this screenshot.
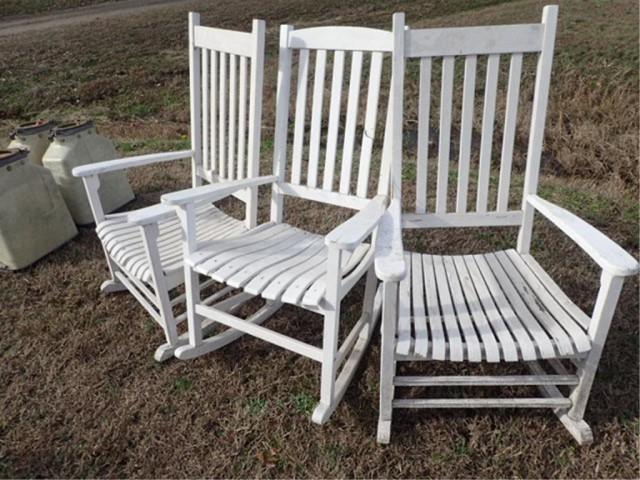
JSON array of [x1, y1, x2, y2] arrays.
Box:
[[42, 121, 134, 225], [7, 120, 55, 166], [0, 149, 78, 270]]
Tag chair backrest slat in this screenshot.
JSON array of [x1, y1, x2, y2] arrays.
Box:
[[307, 49, 327, 189], [400, 6, 558, 229], [323, 50, 346, 191], [238, 55, 248, 179], [476, 53, 500, 213], [291, 49, 310, 185], [415, 57, 431, 214], [435, 55, 454, 214], [271, 23, 399, 216], [339, 51, 364, 195], [456, 54, 477, 213], [497, 52, 523, 212], [356, 51, 384, 198]]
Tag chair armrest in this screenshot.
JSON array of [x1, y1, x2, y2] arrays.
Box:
[[374, 198, 406, 282], [161, 175, 277, 207], [72, 150, 195, 177], [126, 204, 175, 226], [527, 194, 639, 277], [325, 195, 389, 250]]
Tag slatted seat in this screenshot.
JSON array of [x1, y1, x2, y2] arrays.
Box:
[[97, 204, 245, 284], [187, 222, 369, 308], [396, 250, 591, 362]]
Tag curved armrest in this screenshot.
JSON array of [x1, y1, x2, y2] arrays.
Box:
[[126, 204, 175, 226], [325, 195, 389, 250], [374, 198, 406, 282], [72, 150, 195, 177], [161, 175, 277, 207], [527, 194, 639, 277]]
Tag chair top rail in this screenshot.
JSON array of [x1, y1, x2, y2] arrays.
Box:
[[194, 25, 255, 57], [288, 26, 393, 52], [405, 23, 544, 57]]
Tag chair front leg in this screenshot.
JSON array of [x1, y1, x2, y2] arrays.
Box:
[[313, 246, 342, 425], [139, 222, 183, 362], [378, 280, 398, 444], [568, 271, 625, 423]]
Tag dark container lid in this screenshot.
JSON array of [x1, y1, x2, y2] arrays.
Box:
[[10, 119, 56, 139], [0, 149, 29, 167], [51, 120, 94, 138]]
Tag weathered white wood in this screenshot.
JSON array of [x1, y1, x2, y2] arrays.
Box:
[[393, 398, 571, 409], [270, 25, 294, 222], [228, 54, 238, 179], [325, 195, 387, 250], [374, 199, 406, 282], [189, 12, 202, 187], [193, 25, 254, 56], [237, 55, 248, 179], [289, 26, 393, 52], [402, 211, 522, 229], [291, 49, 310, 185], [415, 57, 431, 214], [443, 255, 482, 361], [435, 56, 454, 214], [476, 54, 499, 213], [405, 23, 544, 58], [396, 253, 412, 355], [410, 253, 428, 357], [496, 53, 523, 212], [527, 195, 640, 276], [323, 50, 345, 191], [201, 49, 210, 172], [378, 280, 397, 444], [517, 6, 558, 253], [218, 51, 227, 179], [307, 49, 327, 189], [209, 50, 218, 174], [275, 183, 371, 210], [73, 149, 194, 177], [356, 51, 383, 198], [456, 55, 476, 213], [339, 51, 363, 194], [395, 374, 578, 386]]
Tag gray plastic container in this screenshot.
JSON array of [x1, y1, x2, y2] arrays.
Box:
[[7, 120, 55, 165], [42, 121, 134, 225], [0, 149, 78, 270]]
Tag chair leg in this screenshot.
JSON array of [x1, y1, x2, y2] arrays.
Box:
[[378, 281, 398, 444], [153, 287, 185, 362], [312, 306, 340, 425], [100, 257, 127, 294]]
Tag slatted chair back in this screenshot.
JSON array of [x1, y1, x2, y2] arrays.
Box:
[[189, 13, 265, 227], [270, 24, 400, 221], [400, 6, 557, 240]]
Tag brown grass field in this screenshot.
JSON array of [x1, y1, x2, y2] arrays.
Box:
[[0, 0, 638, 478]]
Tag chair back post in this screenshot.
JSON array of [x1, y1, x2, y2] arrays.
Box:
[[270, 24, 294, 223], [245, 18, 266, 228], [188, 12, 203, 187], [382, 12, 406, 201], [516, 5, 559, 253]]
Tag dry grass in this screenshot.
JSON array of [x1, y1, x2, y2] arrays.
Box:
[[0, 0, 638, 478]]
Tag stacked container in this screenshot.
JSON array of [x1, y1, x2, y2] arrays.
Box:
[[7, 120, 56, 165], [42, 120, 134, 225], [0, 149, 78, 270]]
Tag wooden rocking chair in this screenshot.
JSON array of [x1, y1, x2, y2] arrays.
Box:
[[375, 5, 639, 445], [73, 14, 267, 362], [160, 15, 405, 423]]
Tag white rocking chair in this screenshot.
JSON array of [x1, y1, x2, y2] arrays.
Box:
[[161, 16, 406, 423], [375, 5, 639, 445], [73, 14, 267, 362]]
